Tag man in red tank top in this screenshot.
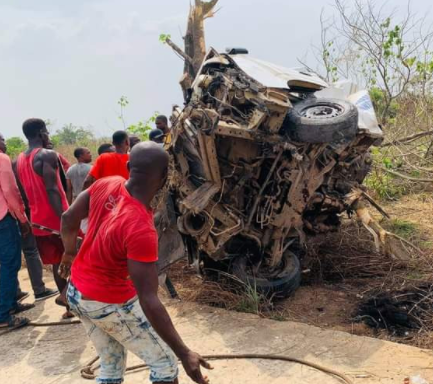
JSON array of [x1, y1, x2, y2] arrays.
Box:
[[16, 118, 71, 317]]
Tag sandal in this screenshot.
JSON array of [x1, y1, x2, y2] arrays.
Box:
[[10, 303, 35, 315], [0, 316, 30, 329]]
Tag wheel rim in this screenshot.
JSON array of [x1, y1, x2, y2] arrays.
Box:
[[300, 103, 345, 120]]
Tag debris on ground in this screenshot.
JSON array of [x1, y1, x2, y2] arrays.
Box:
[[356, 284, 433, 336]]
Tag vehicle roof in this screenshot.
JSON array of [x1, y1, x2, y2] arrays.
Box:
[[228, 54, 328, 91]]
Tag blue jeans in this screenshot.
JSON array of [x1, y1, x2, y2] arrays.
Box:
[[67, 283, 178, 383], [0, 214, 21, 323]]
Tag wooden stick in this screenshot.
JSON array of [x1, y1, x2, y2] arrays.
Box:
[[379, 166, 433, 183], [381, 129, 433, 147], [165, 38, 194, 67]]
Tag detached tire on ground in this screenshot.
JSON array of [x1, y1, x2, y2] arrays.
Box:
[[232, 251, 301, 299], [285, 98, 358, 144]]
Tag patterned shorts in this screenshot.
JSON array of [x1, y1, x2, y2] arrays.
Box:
[[67, 283, 178, 383]]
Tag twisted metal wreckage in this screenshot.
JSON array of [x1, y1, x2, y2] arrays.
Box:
[[155, 46, 397, 298]]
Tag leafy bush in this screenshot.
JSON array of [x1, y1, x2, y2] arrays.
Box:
[[51, 124, 95, 146], [126, 113, 158, 141], [6, 137, 26, 159]]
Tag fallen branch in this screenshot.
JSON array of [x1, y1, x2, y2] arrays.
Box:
[[380, 166, 433, 183], [381, 129, 433, 147], [165, 38, 194, 67], [360, 190, 390, 219]]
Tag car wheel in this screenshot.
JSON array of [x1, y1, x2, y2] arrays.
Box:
[[285, 98, 358, 143], [232, 251, 301, 299]]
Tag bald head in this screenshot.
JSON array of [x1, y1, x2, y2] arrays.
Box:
[[129, 141, 169, 179]]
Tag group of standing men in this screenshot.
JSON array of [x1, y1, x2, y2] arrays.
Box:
[[0, 114, 171, 324], [0, 114, 210, 384]]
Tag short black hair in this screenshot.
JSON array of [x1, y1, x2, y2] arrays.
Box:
[[22, 118, 46, 140], [73, 147, 86, 159], [112, 130, 129, 146], [149, 129, 164, 142], [98, 143, 113, 155], [156, 115, 168, 124]]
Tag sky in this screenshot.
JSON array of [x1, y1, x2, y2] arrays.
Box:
[[1, 0, 432, 138]]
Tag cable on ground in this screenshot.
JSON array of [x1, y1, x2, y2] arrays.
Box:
[[80, 354, 354, 384]]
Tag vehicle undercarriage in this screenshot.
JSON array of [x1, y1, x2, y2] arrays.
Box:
[[157, 48, 385, 297]]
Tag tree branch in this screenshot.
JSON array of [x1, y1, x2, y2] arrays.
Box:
[[165, 38, 194, 67], [379, 166, 433, 183], [381, 129, 433, 147], [202, 0, 220, 17]]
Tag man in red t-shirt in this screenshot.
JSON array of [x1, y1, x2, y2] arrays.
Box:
[[83, 130, 130, 190], [60, 142, 211, 384]]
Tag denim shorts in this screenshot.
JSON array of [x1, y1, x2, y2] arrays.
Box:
[[67, 283, 178, 383]]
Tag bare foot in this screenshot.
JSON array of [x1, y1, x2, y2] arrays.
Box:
[[62, 311, 75, 320], [55, 295, 68, 308]]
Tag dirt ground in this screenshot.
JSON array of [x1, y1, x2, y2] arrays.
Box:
[[2, 195, 432, 383], [2, 269, 433, 384], [168, 193, 433, 348]]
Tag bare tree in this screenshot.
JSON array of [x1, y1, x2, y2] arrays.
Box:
[[317, 0, 433, 125]]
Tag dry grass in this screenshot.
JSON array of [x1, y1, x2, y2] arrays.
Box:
[[167, 194, 433, 347], [168, 262, 274, 316], [304, 220, 433, 291]]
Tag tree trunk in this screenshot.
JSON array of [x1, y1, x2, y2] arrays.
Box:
[[167, 0, 220, 99]]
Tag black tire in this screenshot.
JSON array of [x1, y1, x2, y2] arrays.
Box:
[[232, 251, 301, 299], [285, 98, 358, 143]]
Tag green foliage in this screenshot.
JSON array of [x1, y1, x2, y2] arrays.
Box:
[[159, 34, 171, 43], [117, 95, 158, 141], [364, 171, 405, 200], [118, 96, 129, 129], [5, 137, 26, 159], [369, 87, 399, 122], [51, 124, 95, 147], [127, 113, 159, 141], [364, 148, 407, 200], [235, 280, 262, 315], [385, 219, 418, 240], [118, 96, 129, 109], [322, 40, 339, 82]]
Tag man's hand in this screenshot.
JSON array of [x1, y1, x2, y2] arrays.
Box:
[[19, 221, 31, 238], [128, 260, 214, 384], [180, 351, 213, 384], [59, 253, 76, 279]]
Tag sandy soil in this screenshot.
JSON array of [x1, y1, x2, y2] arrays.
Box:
[[2, 270, 433, 384]]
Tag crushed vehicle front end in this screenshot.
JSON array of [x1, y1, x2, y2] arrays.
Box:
[[161, 48, 384, 297]]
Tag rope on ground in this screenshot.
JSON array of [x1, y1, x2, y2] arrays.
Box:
[[81, 354, 354, 384], [0, 320, 81, 336], [1, 320, 354, 383]]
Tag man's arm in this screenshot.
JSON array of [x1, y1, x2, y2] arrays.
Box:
[[60, 190, 90, 278], [41, 150, 65, 218], [82, 174, 96, 191], [128, 260, 212, 384], [82, 156, 102, 191], [66, 179, 73, 205], [0, 155, 28, 225]]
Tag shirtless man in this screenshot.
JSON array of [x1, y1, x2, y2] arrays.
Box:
[[16, 118, 71, 317]]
